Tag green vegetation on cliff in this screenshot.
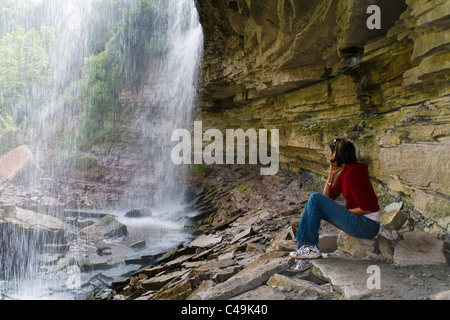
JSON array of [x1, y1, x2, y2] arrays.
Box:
[[0, 0, 169, 151]]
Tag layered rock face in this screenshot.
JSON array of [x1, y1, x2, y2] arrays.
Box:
[[196, 0, 450, 233]]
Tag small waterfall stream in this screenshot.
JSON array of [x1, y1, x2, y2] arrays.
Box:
[[0, 0, 203, 300]]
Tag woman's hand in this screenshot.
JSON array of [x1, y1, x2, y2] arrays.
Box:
[[323, 165, 341, 197], [328, 165, 342, 178]]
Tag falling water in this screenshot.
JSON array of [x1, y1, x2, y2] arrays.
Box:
[[0, 0, 203, 299], [126, 0, 204, 216]]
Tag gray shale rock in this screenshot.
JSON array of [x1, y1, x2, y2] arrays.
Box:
[[80, 215, 127, 238]]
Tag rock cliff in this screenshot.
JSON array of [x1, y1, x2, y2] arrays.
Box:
[[195, 0, 450, 233]]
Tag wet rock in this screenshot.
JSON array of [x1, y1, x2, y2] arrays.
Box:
[[80, 215, 127, 238], [6, 207, 66, 232], [129, 240, 146, 251], [101, 264, 142, 279], [96, 246, 112, 256], [77, 220, 94, 229], [52, 257, 76, 272], [0, 145, 42, 185], [125, 208, 152, 218], [0, 207, 67, 277], [39, 253, 63, 265], [1, 207, 66, 249], [64, 209, 113, 219], [41, 243, 70, 254], [78, 259, 112, 272]]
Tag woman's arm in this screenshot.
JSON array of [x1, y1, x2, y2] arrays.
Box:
[[323, 165, 342, 197], [348, 207, 371, 215]]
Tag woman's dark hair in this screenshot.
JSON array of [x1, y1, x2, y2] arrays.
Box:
[[329, 138, 357, 167]]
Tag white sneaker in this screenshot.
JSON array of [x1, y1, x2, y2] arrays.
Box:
[[293, 260, 310, 272], [289, 245, 321, 260]]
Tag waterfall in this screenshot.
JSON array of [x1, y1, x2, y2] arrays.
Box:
[[126, 0, 204, 218], [0, 0, 203, 300]]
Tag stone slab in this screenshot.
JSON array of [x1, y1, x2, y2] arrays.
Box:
[[188, 234, 223, 248], [194, 254, 293, 300], [311, 255, 450, 300], [393, 232, 448, 267]]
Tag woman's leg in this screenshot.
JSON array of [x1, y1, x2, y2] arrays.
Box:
[[295, 192, 379, 249]]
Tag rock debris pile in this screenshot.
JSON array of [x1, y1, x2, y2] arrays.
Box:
[[110, 165, 449, 301]]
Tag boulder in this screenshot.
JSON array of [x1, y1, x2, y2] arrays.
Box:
[[80, 215, 127, 238], [1, 207, 66, 249], [0, 207, 66, 277], [0, 145, 41, 185], [393, 232, 448, 267], [337, 231, 379, 259], [380, 202, 407, 230], [5, 207, 66, 233]]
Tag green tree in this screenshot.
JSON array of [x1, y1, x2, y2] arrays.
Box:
[[0, 25, 57, 130], [72, 0, 170, 149]]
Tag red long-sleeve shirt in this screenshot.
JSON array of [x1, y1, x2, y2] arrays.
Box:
[[330, 162, 380, 212]]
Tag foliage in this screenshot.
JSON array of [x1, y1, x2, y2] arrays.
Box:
[[73, 0, 170, 149], [193, 164, 215, 176], [0, 25, 57, 130], [0, 0, 171, 151], [238, 184, 252, 195], [238, 184, 252, 201]]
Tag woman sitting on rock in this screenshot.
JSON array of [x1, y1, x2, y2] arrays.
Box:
[[290, 138, 380, 272]]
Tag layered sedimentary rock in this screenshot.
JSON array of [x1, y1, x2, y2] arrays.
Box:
[[195, 0, 450, 232]]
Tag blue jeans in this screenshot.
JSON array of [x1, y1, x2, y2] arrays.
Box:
[[296, 192, 380, 249]]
